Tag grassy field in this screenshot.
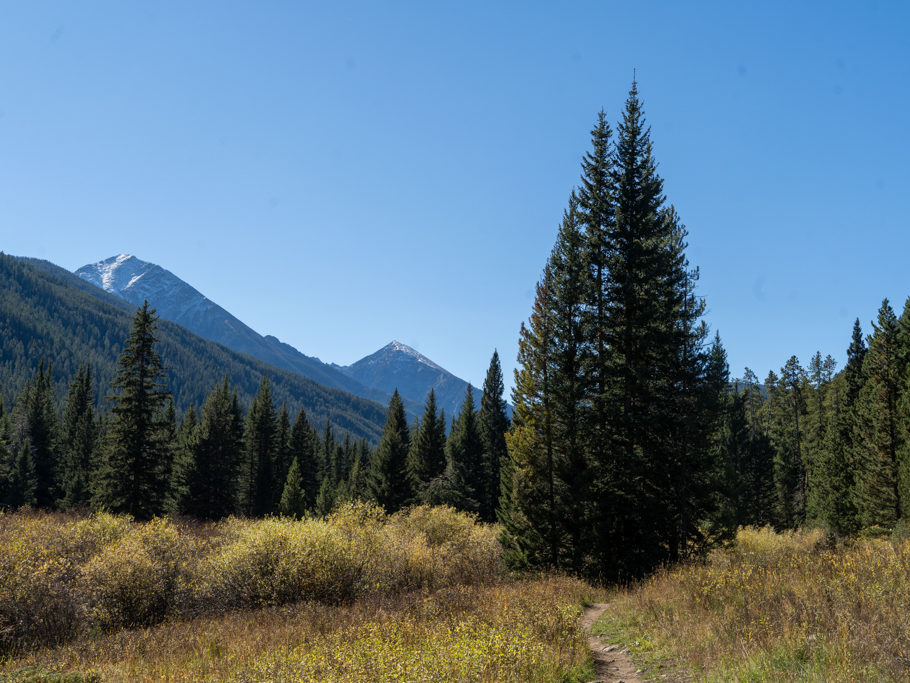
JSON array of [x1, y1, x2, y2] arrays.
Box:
[[596, 527, 910, 681], [0, 506, 598, 682]]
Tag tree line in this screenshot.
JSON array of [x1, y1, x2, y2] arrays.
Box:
[[724, 301, 910, 537], [0, 302, 511, 523]]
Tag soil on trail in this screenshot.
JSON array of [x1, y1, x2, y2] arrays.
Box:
[[582, 603, 641, 683]]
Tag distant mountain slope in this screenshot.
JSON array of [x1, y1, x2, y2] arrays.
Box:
[[3, 254, 386, 443], [338, 341, 481, 421], [75, 254, 401, 411]]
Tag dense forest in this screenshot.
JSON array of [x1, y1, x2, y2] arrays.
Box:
[[0, 298, 511, 522], [2, 84, 909, 584]]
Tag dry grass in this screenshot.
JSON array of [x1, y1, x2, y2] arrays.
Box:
[[2, 576, 596, 682], [596, 526, 910, 681]]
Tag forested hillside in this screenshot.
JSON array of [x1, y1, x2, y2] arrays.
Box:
[[0, 254, 386, 442]]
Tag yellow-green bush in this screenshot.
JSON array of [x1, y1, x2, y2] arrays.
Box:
[[0, 504, 503, 656], [79, 517, 193, 631], [0, 512, 83, 652]]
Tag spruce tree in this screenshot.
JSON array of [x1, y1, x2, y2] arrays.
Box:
[[60, 365, 97, 511], [441, 386, 485, 515], [854, 300, 904, 527], [769, 357, 808, 528], [288, 407, 319, 511], [94, 302, 172, 519], [407, 389, 447, 502], [11, 361, 60, 509], [367, 389, 412, 512], [279, 457, 306, 518], [178, 378, 244, 520], [479, 351, 511, 523], [240, 376, 278, 517], [169, 403, 199, 514], [507, 83, 726, 578], [273, 404, 292, 507]]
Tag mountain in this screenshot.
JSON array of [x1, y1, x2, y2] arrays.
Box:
[[3, 254, 386, 443], [338, 341, 481, 422], [75, 255, 404, 411]]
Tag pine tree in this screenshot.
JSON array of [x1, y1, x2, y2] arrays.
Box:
[[441, 386, 485, 515], [8, 438, 37, 508], [769, 357, 808, 528], [240, 376, 277, 517], [279, 457, 306, 518], [177, 378, 244, 520], [854, 300, 904, 527], [507, 85, 727, 578], [273, 404, 292, 507], [60, 365, 97, 511], [94, 302, 172, 519], [288, 407, 319, 511], [169, 403, 199, 514], [738, 368, 776, 526], [479, 351, 511, 523], [367, 390, 411, 512], [11, 361, 60, 509], [407, 389, 447, 502]]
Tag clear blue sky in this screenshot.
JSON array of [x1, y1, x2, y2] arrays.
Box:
[[2, 1, 909, 393]]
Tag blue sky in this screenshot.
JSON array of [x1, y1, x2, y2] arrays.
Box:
[[2, 1, 909, 394]]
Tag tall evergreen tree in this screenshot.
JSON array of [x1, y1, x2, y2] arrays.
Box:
[[94, 302, 172, 519], [407, 389, 447, 503], [769, 357, 808, 528], [11, 361, 60, 509], [240, 376, 278, 517], [854, 300, 904, 527], [273, 404, 292, 508], [288, 407, 319, 511], [59, 365, 97, 510], [507, 84, 726, 578], [479, 351, 511, 523], [367, 389, 412, 512], [441, 386, 485, 515], [169, 403, 198, 513]]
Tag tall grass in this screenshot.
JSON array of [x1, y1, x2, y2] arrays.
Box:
[[2, 575, 595, 682], [598, 526, 910, 681], [0, 503, 501, 656]]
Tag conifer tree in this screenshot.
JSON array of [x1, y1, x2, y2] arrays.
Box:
[[240, 376, 277, 517], [769, 357, 808, 528], [60, 365, 97, 510], [11, 361, 60, 509], [0, 399, 10, 507], [479, 351, 511, 523], [737, 368, 776, 526], [441, 386, 485, 514], [94, 302, 172, 519], [367, 390, 411, 512], [273, 404, 292, 507], [278, 457, 306, 518], [8, 438, 37, 508], [407, 389, 447, 502], [169, 403, 198, 514], [507, 83, 728, 578], [854, 300, 904, 527], [288, 407, 319, 511], [177, 378, 244, 519]]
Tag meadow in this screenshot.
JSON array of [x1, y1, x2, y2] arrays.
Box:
[[596, 527, 910, 681], [0, 505, 596, 682]]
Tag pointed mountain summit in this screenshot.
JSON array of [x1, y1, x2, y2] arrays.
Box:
[[339, 341, 481, 421], [75, 254, 397, 408]]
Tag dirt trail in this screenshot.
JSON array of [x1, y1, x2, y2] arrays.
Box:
[[581, 603, 641, 683]]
